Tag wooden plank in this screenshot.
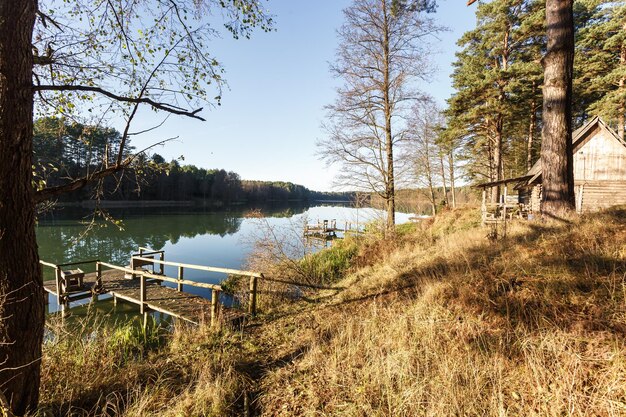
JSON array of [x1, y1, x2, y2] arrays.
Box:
[[131, 256, 262, 278]]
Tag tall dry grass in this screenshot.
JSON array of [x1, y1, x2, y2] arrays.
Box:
[[35, 208, 626, 416], [36, 316, 249, 416], [255, 208, 626, 416]]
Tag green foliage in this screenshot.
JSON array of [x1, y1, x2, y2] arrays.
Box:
[[446, 0, 545, 184], [395, 221, 418, 237], [449, 0, 626, 188], [297, 238, 359, 284], [575, 0, 626, 133], [33, 0, 273, 121], [107, 316, 167, 362]]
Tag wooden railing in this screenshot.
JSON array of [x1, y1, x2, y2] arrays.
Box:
[[130, 256, 263, 316], [41, 251, 265, 322]]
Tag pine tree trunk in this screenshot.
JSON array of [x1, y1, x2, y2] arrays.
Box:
[[491, 122, 503, 203], [527, 93, 537, 171], [619, 27, 625, 140], [448, 151, 456, 209], [541, 0, 575, 216], [0, 1, 44, 415]]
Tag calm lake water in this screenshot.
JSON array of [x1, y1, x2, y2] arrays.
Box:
[[37, 203, 412, 316]]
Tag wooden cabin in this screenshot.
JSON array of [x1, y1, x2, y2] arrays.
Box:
[[478, 116, 626, 218]]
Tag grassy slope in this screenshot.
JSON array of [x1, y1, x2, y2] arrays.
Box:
[[37, 208, 626, 416], [252, 208, 626, 416]]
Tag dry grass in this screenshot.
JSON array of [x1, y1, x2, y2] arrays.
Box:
[[36, 318, 249, 416], [36, 207, 626, 416], [254, 208, 626, 416]]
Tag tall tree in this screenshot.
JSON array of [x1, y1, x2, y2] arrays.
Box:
[[450, 0, 544, 200], [407, 100, 445, 215], [319, 0, 440, 235], [541, 0, 576, 215], [0, 1, 271, 414]]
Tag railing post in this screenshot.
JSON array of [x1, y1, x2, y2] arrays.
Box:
[[92, 261, 100, 303], [160, 252, 165, 275], [248, 275, 258, 316], [96, 262, 102, 289], [140, 273, 146, 314], [211, 288, 220, 327], [54, 267, 62, 305], [177, 266, 183, 292]]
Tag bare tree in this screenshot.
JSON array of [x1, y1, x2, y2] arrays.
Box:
[[407, 100, 444, 215], [319, 0, 441, 236]]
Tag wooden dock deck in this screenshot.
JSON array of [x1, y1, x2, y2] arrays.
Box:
[[43, 269, 244, 324], [304, 219, 361, 239], [41, 249, 262, 325]]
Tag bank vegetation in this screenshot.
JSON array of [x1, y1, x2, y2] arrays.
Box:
[[35, 207, 626, 416]]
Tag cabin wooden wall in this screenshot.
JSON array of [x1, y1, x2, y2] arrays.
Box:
[[574, 128, 626, 181], [531, 185, 542, 213], [577, 181, 626, 212]]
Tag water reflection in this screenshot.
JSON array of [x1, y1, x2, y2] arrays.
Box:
[[37, 203, 310, 268]]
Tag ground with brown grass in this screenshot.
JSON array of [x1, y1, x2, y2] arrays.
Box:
[[37, 208, 626, 416]]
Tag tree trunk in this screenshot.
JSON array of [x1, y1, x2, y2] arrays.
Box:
[[527, 92, 537, 171], [448, 151, 456, 209], [491, 120, 503, 203], [541, 0, 575, 216], [439, 154, 448, 207], [0, 1, 44, 415], [619, 25, 625, 140], [382, 0, 395, 235], [428, 181, 437, 215]]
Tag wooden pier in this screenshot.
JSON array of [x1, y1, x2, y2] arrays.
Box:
[[304, 219, 361, 239], [41, 248, 263, 325]]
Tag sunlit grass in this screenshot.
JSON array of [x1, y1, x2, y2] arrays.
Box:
[[36, 207, 626, 416]]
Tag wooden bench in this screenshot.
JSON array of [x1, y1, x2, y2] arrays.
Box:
[[61, 269, 84, 292]]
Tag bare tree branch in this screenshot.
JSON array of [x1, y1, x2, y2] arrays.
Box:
[[33, 84, 206, 120]]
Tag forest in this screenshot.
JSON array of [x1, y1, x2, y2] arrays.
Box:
[[444, 0, 625, 187], [33, 117, 353, 204]]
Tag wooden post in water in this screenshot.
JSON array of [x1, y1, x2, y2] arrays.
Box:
[[211, 289, 220, 327], [248, 275, 258, 316], [140, 273, 146, 314], [177, 266, 183, 292]]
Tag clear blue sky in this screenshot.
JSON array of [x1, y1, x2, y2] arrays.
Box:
[[128, 0, 476, 191]]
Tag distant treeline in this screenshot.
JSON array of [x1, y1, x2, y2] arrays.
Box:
[[32, 117, 354, 204]]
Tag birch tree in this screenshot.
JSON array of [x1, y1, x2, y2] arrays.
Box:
[[407, 100, 444, 215]]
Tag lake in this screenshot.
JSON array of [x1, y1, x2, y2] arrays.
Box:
[[37, 203, 412, 316]]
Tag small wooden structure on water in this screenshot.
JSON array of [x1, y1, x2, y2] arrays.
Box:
[[41, 247, 263, 325], [476, 117, 626, 223], [304, 219, 361, 240]]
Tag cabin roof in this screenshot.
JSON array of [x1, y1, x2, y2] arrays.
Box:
[[475, 117, 626, 190]]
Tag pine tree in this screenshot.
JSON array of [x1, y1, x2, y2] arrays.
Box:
[[447, 0, 544, 198], [576, 0, 626, 138]]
